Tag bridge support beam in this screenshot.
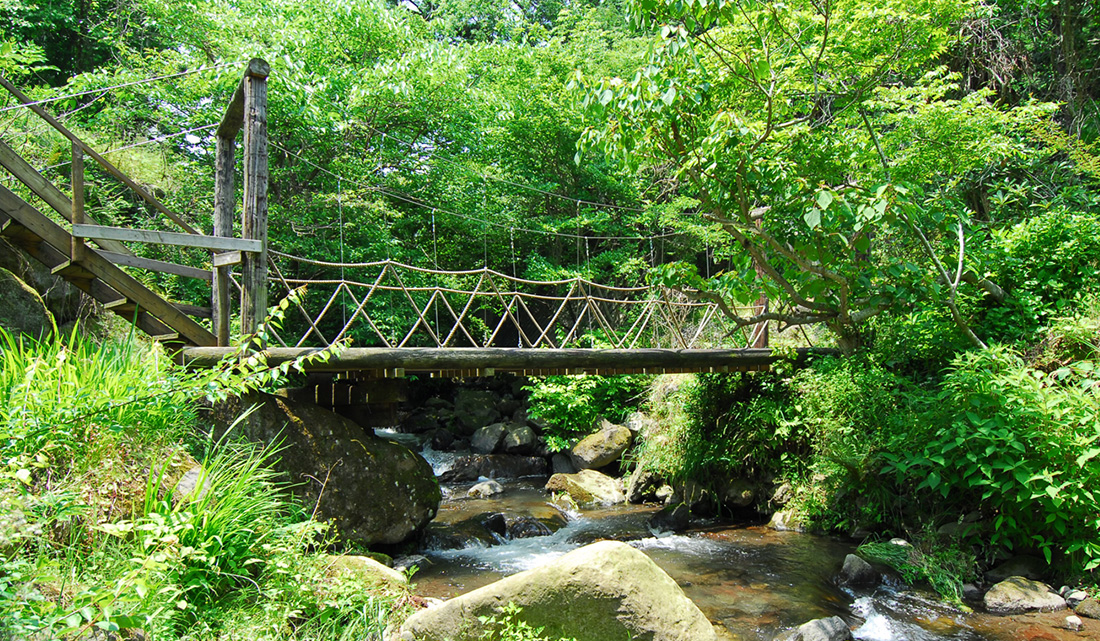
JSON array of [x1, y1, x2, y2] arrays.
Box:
[[178, 346, 836, 375]]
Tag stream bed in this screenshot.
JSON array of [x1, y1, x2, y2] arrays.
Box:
[[408, 478, 1090, 641]]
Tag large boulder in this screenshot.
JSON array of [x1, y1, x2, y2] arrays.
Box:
[[325, 554, 408, 589], [471, 423, 508, 454], [395, 540, 718, 641], [545, 469, 625, 505], [0, 239, 83, 324], [503, 424, 538, 455], [1076, 597, 1100, 619], [648, 502, 691, 533], [570, 419, 632, 470], [984, 576, 1067, 614], [984, 555, 1048, 583], [212, 393, 440, 546], [0, 267, 54, 338], [438, 454, 549, 482]]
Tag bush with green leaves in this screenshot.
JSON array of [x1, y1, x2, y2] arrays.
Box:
[[525, 374, 650, 451], [882, 346, 1100, 575], [633, 372, 804, 489]]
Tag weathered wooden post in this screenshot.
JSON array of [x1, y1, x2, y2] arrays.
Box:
[[241, 60, 269, 337], [212, 134, 235, 346], [212, 58, 269, 344], [70, 141, 86, 263]]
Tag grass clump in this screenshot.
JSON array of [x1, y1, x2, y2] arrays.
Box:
[[0, 328, 413, 640]]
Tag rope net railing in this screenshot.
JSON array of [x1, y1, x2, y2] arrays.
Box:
[[263, 253, 767, 350]]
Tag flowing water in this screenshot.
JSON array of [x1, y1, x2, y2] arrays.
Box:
[[407, 474, 1089, 641]]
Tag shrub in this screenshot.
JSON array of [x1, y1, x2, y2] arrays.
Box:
[[525, 374, 650, 451], [633, 372, 804, 486], [883, 347, 1100, 575]]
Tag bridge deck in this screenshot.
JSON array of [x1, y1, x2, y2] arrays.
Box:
[[178, 346, 837, 377]]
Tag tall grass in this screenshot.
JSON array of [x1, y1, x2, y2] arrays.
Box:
[[0, 327, 193, 472]]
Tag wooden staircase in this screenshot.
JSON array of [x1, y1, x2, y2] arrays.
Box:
[[0, 183, 216, 348], [0, 60, 271, 349]]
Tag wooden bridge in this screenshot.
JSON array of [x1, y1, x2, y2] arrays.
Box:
[[1, 60, 830, 377]]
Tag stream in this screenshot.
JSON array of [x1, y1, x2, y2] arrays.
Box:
[[384, 432, 1085, 641]]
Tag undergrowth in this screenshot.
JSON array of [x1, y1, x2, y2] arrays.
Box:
[[0, 326, 410, 640]]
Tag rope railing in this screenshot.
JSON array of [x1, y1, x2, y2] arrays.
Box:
[[266, 253, 760, 351]]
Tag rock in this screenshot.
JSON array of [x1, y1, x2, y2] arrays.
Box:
[[985, 555, 1048, 583], [454, 389, 501, 432], [395, 540, 718, 641], [984, 577, 1067, 614], [779, 616, 853, 641], [545, 469, 625, 505], [212, 393, 440, 546], [768, 510, 805, 532], [625, 411, 656, 437], [425, 396, 452, 410], [655, 484, 675, 503], [0, 240, 84, 324], [471, 423, 508, 454], [649, 502, 691, 533], [722, 479, 756, 508], [403, 408, 450, 433], [1064, 615, 1083, 631], [429, 428, 455, 451], [626, 466, 663, 504], [503, 424, 538, 455], [962, 583, 983, 602], [0, 267, 55, 338], [569, 420, 632, 470], [507, 515, 552, 539], [837, 554, 879, 588], [468, 479, 504, 498], [482, 513, 507, 537], [770, 482, 795, 506], [325, 554, 408, 587], [173, 465, 210, 503], [1076, 597, 1100, 619], [392, 554, 431, 574], [498, 397, 522, 417], [551, 453, 577, 475], [1063, 588, 1088, 607], [439, 455, 549, 482]]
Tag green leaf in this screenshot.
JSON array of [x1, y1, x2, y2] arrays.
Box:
[[661, 87, 677, 106], [816, 191, 834, 210], [804, 207, 821, 230]]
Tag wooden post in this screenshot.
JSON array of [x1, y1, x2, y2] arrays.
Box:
[[212, 134, 235, 346], [70, 141, 85, 262], [240, 59, 269, 337], [752, 215, 769, 348]]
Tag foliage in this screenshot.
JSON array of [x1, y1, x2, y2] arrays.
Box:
[[478, 602, 578, 641], [882, 347, 1100, 574], [634, 373, 804, 487], [858, 535, 978, 605], [525, 374, 649, 451], [0, 325, 405, 640]]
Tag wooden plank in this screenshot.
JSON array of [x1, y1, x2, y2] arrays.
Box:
[[213, 250, 241, 267], [0, 74, 200, 236], [72, 224, 262, 253], [51, 260, 95, 280], [178, 346, 838, 372], [213, 134, 236, 346], [240, 68, 269, 336], [0, 139, 132, 255], [174, 303, 212, 319], [0, 185, 215, 346], [99, 250, 213, 281]]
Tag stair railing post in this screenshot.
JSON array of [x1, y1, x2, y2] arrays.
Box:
[[240, 60, 269, 339], [212, 134, 235, 346], [70, 142, 85, 263]]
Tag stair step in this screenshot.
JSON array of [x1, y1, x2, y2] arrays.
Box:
[[0, 218, 41, 245], [51, 260, 96, 281], [104, 299, 137, 314]]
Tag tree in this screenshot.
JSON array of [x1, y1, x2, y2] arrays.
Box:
[[573, 0, 1050, 351]]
